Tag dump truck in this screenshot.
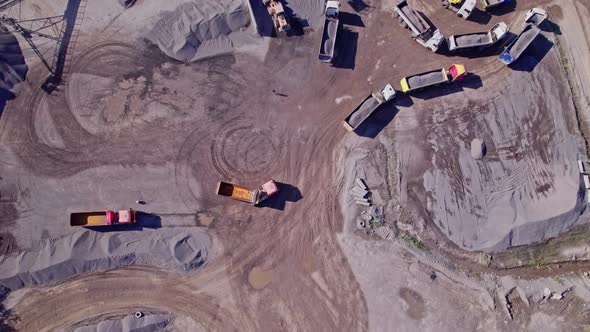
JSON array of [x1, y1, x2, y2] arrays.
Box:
[[441, 0, 477, 19], [498, 23, 541, 65], [264, 0, 290, 33], [216, 180, 279, 205], [524, 8, 547, 26], [342, 84, 396, 131], [393, 0, 444, 52], [70, 209, 136, 227], [481, 0, 511, 10], [400, 64, 467, 93], [318, 1, 340, 63], [448, 22, 508, 51]]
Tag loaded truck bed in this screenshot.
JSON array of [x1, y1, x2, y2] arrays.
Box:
[[499, 24, 541, 64], [448, 22, 507, 51], [342, 84, 396, 131], [407, 69, 447, 89], [217, 182, 257, 203], [455, 33, 489, 47], [319, 19, 338, 62], [401, 5, 426, 32]]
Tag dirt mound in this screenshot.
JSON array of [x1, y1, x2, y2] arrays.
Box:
[[147, 0, 251, 62], [0, 228, 211, 293], [74, 313, 172, 332]]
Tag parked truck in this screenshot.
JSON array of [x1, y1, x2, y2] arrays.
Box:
[[400, 64, 467, 93], [393, 0, 444, 52], [216, 180, 279, 205], [70, 209, 136, 227], [481, 0, 511, 11], [319, 1, 341, 63], [442, 0, 477, 19], [448, 22, 508, 51], [342, 84, 396, 131], [264, 0, 290, 33], [498, 23, 541, 65], [524, 8, 547, 26]]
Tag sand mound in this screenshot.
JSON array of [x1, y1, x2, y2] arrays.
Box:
[[0, 228, 211, 294], [0, 24, 27, 106], [147, 0, 251, 62], [75, 313, 172, 332]]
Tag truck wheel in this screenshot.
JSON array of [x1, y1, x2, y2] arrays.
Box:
[[430, 47, 436, 52], [402, 21, 408, 29], [393, 11, 399, 18], [457, 13, 464, 18]]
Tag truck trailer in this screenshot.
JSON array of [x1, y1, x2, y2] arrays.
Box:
[[442, 0, 477, 19], [400, 64, 467, 93], [319, 1, 340, 63], [393, 0, 444, 52], [498, 23, 541, 65], [448, 22, 508, 51], [216, 180, 279, 205], [70, 209, 136, 227], [342, 84, 396, 131]]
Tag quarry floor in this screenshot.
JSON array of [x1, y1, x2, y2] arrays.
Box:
[[1, 0, 590, 331]]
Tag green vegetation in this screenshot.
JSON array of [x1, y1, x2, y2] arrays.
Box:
[[401, 234, 430, 253], [529, 257, 544, 268]]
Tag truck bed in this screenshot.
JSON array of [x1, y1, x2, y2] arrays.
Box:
[[344, 96, 381, 129], [454, 32, 490, 47], [217, 182, 256, 203], [400, 4, 427, 33], [319, 18, 338, 61], [509, 25, 540, 60], [407, 69, 446, 90], [70, 212, 106, 226]]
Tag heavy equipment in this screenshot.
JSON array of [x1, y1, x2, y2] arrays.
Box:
[[400, 64, 466, 93], [318, 0, 340, 63], [216, 180, 279, 205], [70, 209, 136, 227], [342, 84, 396, 131], [442, 0, 477, 19], [393, 0, 444, 52], [264, 0, 290, 33]]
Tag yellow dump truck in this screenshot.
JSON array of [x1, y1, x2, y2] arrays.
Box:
[[70, 209, 136, 226], [216, 180, 280, 205]]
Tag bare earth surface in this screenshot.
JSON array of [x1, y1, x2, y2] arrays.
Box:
[[0, 0, 590, 331]]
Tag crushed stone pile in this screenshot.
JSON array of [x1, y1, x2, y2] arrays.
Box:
[[75, 313, 172, 332], [455, 33, 489, 46], [0, 24, 27, 101], [0, 228, 211, 296], [147, 0, 251, 62]]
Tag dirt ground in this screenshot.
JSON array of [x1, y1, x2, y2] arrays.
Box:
[[1, 0, 590, 331]]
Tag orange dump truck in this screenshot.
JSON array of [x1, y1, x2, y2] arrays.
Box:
[[70, 209, 136, 226], [216, 180, 279, 205]]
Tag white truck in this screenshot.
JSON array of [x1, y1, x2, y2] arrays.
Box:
[[448, 22, 508, 51], [441, 0, 477, 19], [393, 0, 444, 52], [319, 1, 340, 63], [524, 8, 547, 27], [342, 84, 396, 131]]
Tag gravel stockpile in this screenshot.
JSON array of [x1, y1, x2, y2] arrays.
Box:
[[0, 228, 211, 292], [147, 0, 251, 62], [75, 313, 172, 332]]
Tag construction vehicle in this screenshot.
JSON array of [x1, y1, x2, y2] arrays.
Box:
[[393, 0, 444, 52], [342, 84, 396, 131], [318, 1, 341, 63], [400, 64, 467, 93], [448, 22, 508, 51], [524, 8, 547, 26], [264, 0, 290, 34], [216, 180, 279, 205], [441, 0, 477, 19], [481, 0, 511, 11], [498, 23, 541, 65], [70, 209, 136, 227]]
